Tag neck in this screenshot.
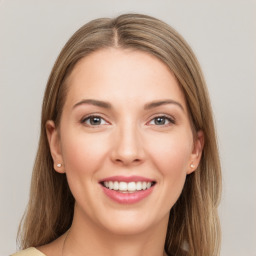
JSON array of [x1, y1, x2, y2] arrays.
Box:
[[63, 204, 169, 256]]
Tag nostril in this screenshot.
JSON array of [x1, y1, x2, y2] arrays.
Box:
[[113, 157, 142, 165]]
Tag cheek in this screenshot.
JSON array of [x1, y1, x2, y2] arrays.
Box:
[[146, 132, 192, 205], [59, 131, 111, 210], [147, 132, 193, 175], [60, 130, 109, 176]]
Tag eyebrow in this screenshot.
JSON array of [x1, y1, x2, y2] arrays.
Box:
[[144, 99, 184, 111], [73, 99, 112, 109], [73, 98, 184, 111]]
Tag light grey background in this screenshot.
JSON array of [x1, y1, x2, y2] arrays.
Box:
[[0, 0, 255, 255]]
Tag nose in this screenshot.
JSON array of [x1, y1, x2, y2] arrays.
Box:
[[110, 123, 145, 166]]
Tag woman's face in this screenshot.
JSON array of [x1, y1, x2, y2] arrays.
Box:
[[47, 48, 203, 235]]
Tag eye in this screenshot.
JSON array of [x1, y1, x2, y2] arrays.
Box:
[[148, 115, 175, 126], [81, 115, 108, 126]]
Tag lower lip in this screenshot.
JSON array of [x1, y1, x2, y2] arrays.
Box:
[[101, 185, 155, 204]]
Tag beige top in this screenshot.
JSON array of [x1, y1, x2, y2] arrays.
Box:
[[11, 247, 46, 256]]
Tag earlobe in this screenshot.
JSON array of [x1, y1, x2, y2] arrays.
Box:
[[45, 120, 65, 173], [187, 130, 204, 174]]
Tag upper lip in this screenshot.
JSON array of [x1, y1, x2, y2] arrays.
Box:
[[99, 175, 155, 183]]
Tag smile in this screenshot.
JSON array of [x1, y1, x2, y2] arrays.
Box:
[[99, 176, 156, 204], [102, 181, 155, 193]]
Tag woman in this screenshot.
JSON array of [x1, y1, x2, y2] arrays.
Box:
[[13, 13, 221, 256]]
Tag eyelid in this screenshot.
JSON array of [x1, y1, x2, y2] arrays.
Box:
[[147, 114, 176, 126], [80, 114, 110, 127], [80, 113, 175, 127]]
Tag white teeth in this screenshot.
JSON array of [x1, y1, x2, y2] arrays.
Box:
[[109, 181, 114, 190], [113, 181, 119, 190], [136, 182, 142, 190], [119, 182, 127, 191], [127, 182, 136, 191], [102, 181, 154, 192]]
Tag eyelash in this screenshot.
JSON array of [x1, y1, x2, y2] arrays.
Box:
[[81, 115, 109, 127], [81, 114, 175, 127], [147, 115, 175, 126]]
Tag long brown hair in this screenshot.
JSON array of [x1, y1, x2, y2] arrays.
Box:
[[18, 13, 221, 256]]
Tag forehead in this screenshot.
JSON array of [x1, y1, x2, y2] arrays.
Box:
[[64, 48, 187, 110]]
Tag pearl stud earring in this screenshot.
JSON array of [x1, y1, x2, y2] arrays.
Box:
[[190, 164, 195, 168], [57, 163, 62, 167]]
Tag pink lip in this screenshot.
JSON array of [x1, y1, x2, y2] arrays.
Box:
[[99, 176, 156, 204], [101, 185, 155, 204], [99, 175, 154, 183]]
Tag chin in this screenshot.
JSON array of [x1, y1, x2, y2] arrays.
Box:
[[96, 208, 167, 236], [101, 218, 153, 236]]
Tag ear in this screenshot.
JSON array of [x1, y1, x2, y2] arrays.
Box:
[[45, 120, 65, 173], [187, 130, 204, 174]]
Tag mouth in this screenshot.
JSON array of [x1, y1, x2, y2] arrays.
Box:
[[99, 176, 156, 204], [100, 180, 156, 193]]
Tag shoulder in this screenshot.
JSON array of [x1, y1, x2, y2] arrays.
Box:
[[11, 247, 46, 256]]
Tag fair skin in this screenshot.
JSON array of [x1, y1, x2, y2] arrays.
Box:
[[41, 48, 204, 256]]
